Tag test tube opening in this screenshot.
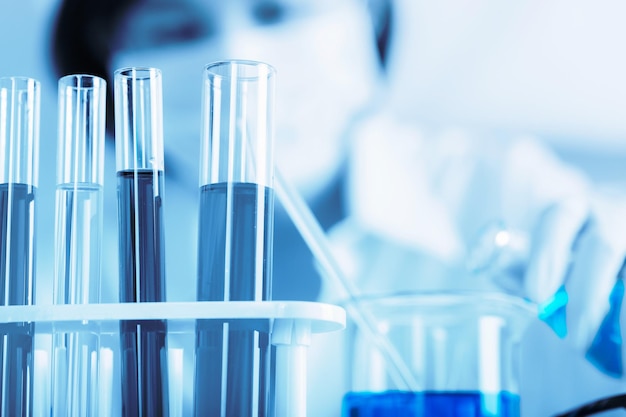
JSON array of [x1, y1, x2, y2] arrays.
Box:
[[200, 60, 276, 188], [0, 76, 41, 186], [57, 74, 106, 186], [114, 67, 164, 172]]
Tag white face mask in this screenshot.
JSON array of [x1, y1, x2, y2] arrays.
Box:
[[111, 0, 382, 198]]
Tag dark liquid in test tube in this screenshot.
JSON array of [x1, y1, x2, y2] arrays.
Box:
[[0, 183, 35, 416], [195, 182, 274, 416], [117, 169, 168, 417]]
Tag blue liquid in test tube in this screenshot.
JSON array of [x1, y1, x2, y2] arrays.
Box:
[[194, 61, 276, 417], [196, 182, 273, 416], [0, 184, 36, 417], [0, 77, 40, 417], [115, 67, 168, 417]]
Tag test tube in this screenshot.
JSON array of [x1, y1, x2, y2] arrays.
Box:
[[114, 67, 168, 416], [0, 76, 40, 416], [194, 61, 276, 416], [52, 74, 106, 416]]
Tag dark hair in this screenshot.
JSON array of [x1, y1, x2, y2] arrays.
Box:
[[369, 0, 394, 68], [50, 0, 393, 135], [50, 0, 137, 134]]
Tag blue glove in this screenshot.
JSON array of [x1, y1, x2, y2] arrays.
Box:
[[469, 195, 626, 377]]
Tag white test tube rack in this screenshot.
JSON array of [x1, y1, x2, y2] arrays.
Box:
[[0, 300, 346, 417]]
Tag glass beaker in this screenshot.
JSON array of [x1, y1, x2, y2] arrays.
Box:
[[342, 291, 535, 417]]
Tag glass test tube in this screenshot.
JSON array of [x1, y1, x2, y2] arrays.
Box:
[[114, 67, 168, 416], [52, 74, 106, 416], [0, 76, 40, 416], [194, 61, 276, 416]]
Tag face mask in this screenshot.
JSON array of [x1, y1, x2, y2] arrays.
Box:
[[111, 1, 382, 198]]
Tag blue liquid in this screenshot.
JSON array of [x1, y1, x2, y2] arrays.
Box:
[[538, 285, 568, 339], [0, 183, 35, 416], [342, 391, 520, 417], [586, 278, 624, 377], [195, 182, 274, 416], [117, 170, 168, 417]]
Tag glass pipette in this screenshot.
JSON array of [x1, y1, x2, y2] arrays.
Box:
[[274, 169, 420, 392]]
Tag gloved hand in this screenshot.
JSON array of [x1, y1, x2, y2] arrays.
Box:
[[525, 192, 626, 377], [344, 108, 626, 378], [471, 191, 626, 378], [483, 137, 626, 377]]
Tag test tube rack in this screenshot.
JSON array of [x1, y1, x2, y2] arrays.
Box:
[[0, 300, 346, 417]]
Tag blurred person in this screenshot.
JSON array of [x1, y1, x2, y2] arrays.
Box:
[[47, 0, 626, 416]]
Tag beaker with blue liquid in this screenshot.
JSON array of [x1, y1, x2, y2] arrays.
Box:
[[342, 291, 534, 417]]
